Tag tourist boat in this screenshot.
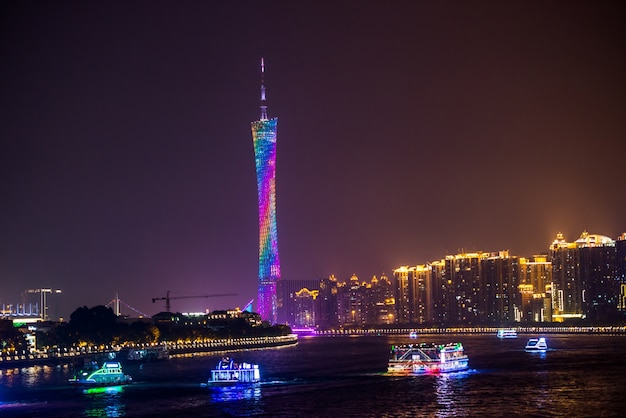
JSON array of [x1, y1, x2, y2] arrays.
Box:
[[525, 337, 548, 351], [68, 361, 132, 387], [387, 342, 469, 375], [497, 328, 518, 338], [208, 357, 260, 386]]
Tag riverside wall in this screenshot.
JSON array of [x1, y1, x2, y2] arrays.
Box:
[[314, 325, 626, 336], [0, 334, 299, 368]]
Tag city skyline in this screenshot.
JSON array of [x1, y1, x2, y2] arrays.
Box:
[[1, 2, 624, 320], [3, 229, 623, 322]]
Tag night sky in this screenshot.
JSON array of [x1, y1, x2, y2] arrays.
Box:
[[1, 1, 624, 319]]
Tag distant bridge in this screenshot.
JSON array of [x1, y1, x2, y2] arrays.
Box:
[[105, 295, 150, 318]]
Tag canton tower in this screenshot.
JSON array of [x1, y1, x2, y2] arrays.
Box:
[[251, 58, 280, 323]]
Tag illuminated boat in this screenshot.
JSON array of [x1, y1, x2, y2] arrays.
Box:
[[68, 361, 132, 387], [525, 337, 548, 351], [208, 357, 260, 386], [387, 342, 469, 375], [497, 329, 518, 338], [409, 331, 418, 339]]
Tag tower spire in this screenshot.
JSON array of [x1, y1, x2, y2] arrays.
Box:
[[260, 57, 268, 120]]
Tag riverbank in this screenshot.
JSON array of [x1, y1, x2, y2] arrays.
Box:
[[0, 334, 298, 369], [167, 334, 298, 355], [314, 325, 626, 336]]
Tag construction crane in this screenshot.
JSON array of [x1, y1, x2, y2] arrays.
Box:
[[152, 290, 238, 312]]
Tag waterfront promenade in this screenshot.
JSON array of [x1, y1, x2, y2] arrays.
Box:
[[315, 325, 626, 336], [0, 334, 298, 368]]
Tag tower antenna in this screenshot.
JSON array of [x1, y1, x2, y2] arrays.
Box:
[[260, 57, 268, 120]]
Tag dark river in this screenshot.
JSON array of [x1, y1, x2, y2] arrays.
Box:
[[1, 334, 625, 417]]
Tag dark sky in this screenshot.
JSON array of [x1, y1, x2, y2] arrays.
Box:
[[1, 1, 624, 319]]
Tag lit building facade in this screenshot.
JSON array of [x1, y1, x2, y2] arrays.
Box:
[[293, 288, 318, 327], [365, 274, 395, 325], [317, 275, 339, 329], [445, 252, 484, 325], [576, 232, 617, 321], [550, 233, 583, 320], [251, 58, 280, 323], [336, 274, 368, 326], [518, 255, 552, 322], [276, 279, 320, 326], [393, 266, 413, 323], [481, 251, 521, 324], [430, 259, 451, 325], [393, 265, 432, 324], [617, 234, 626, 314], [549, 231, 619, 322]]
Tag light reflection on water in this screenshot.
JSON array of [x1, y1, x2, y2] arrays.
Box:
[[1, 335, 625, 417], [208, 383, 264, 416], [209, 383, 262, 403], [526, 349, 548, 359], [82, 385, 126, 418], [0, 364, 68, 388], [434, 370, 472, 417]]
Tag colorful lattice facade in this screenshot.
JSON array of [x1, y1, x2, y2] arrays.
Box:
[[251, 59, 280, 323]]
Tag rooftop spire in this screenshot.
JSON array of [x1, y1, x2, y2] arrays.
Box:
[[260, 57, 268, 120]]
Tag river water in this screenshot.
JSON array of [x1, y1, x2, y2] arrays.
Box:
[[1, 334, 625, 417]]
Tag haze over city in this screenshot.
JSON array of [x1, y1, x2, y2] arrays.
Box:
[[1, 1, 624, 319]]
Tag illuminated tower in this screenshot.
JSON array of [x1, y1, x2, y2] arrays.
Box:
[[251, 58, 280, 323]]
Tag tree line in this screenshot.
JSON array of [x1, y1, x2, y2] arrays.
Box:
[[1, 305, 291, 353]]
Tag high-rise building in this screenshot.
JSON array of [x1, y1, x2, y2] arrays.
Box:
[[293, 288, 318, 327], [480, 251, 520, 324], [364, 274, 395, 325], [393, 265, 432, 324], [576, 232, 617, 321], [444, 252, 484, 325], [518, 255, 552, 322], [317, 275, 339, 329], [393, 266, 413, 323], [430, 259, 451, 325], [616, 233, 626, 315], [251, 58, 280, 323], [549, 231, 618, 322], [550, 232, 583, 320], [336, 274, 368, 326], [276, 279, 320, 325]]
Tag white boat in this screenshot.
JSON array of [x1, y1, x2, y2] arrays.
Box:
[[208, 357, 260, 386], [68, 361, 132, 387], [387, 342, 469, 375], [409, 331, 418, 339], [497, 329, 518, 338], [525, 337, 548, 351]]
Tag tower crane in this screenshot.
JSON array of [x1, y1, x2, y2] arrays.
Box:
[[152, 290, 238, 312]]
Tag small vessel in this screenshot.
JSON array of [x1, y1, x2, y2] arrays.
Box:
[[68, 361, 132, 387], [208, 357, 260, 386], [387, 342, 469, 375], [497, 329, 518, 338], [126, 344, 169, 362], [525, 337, 548, 351], [409, 331, 418, 339]]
